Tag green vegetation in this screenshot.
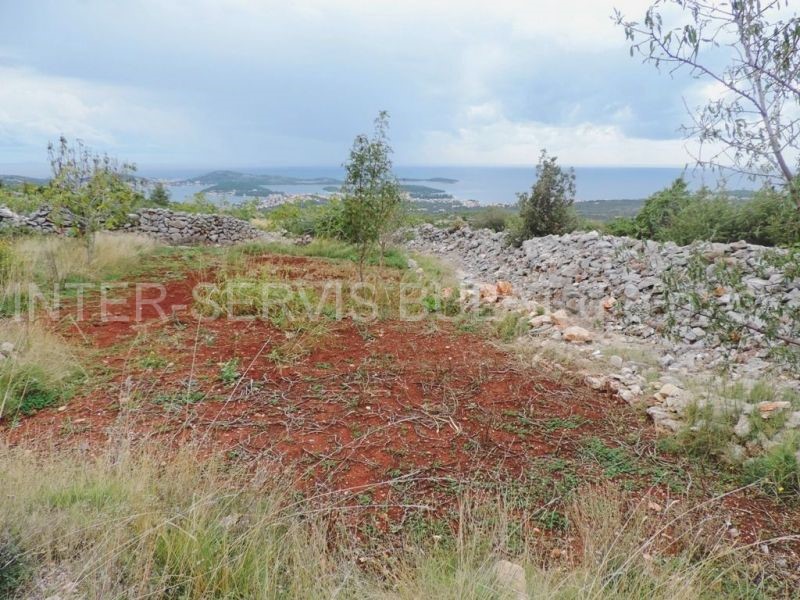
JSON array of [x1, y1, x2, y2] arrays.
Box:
[[0, 441, 787, 599], [467, 205, 516, 232], [236, 238, 409, 269], [663, 381, 800, 497], [149, 181, 170, 207], [0, 232, 160, 418], [339, 111, 404, 278], [662, 243, 800, 368], [0, 232, 160, 315], [509, 150, 577, 245], [0, 322, 82, 418], [46, 137, 141, 260], [606, 179, 800, 247], [616, 1, 800, 210]]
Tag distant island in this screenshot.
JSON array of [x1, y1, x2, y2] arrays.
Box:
[[399, 177, 459, 184], [179, 170, 460, 201]]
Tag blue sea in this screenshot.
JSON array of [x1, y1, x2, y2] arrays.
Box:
[[145, 165, 758, 205]]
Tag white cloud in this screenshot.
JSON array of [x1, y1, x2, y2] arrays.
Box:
[[419, 108, 692, 166], [0, 66, 193, 159]]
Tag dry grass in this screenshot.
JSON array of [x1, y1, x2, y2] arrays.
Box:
[[2, 232, 160, 290], [0, 440, 784, 599], [0, 321, 82, 419]]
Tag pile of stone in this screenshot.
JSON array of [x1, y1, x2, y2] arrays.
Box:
[[408, 224, 800, 450], [407, 224, 799, 378], [0, 205, 273, 245]]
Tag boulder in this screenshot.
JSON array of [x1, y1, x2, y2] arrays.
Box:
[[563, 326, 592, 344]]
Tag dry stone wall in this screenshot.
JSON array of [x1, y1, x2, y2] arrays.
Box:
[[0, 205, 271, 245]]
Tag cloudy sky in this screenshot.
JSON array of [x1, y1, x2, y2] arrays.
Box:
[[0, 0, 707, 173]]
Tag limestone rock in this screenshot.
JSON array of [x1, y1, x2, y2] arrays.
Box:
[[757, 401, 791, 419], [496, 280, 514, 297], [479, 284, 498, 304], [550, 309, 571, 328], [493, 560, 527, 599], [563, 326, 592, 344], [529, 314, 552, 327], [733, 414, 752, 439]]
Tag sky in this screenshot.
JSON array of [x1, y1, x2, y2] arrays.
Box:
[[0, 0, 714, 174]]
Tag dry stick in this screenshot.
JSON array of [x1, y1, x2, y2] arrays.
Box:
[[591, 480, 766, 599]]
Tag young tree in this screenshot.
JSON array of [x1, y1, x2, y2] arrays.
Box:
[[340, 111, 402, 280], [149, 182, 171, 207], [46, 137, 139, 260], [513, 150, 576, 244], [615, 1, 800, 209]]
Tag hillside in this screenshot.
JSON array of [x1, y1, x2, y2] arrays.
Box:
[[0, 210, 798, 596]]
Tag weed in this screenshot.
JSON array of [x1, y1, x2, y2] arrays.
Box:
[[581, 437, 639, 478], [0, 530, 28, 597], [0, 322, 82, 418], [493, 312, 530, 342], [139, 352, 168, 370], [218, 358, 241, 385], [153, 389, 205, 407], [742, 432, 800, 496], [544, 415, 587, 431]]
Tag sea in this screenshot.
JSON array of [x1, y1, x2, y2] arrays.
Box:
[[143, 165, 758, 205]]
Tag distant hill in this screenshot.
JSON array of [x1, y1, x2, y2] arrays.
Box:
[[0, 174, 49, 187], [182, 171, 341, 194]]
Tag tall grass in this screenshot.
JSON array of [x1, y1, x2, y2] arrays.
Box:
[[0, 322, 82, 418], [236, 238, 409, 269], [0, 440, 782, 599], [6, 232, 160, 286]]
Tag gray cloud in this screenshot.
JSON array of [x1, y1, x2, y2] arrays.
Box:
[[0, 0, 700, 169]]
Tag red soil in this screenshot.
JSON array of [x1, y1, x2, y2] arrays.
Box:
[[4, 251, 799, 560]]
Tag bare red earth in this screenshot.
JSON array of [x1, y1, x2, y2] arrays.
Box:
[[4, 251, 799, 560]]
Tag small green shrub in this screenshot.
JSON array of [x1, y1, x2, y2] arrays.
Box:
[[742, 433, 800, 496], [219, 358, 241, 385], [0, 530, 28, 597], [510, 150, 576, 245], [468, 206, 515, 232], [493, 312, 530, 341], [611, 178, 800, 246]]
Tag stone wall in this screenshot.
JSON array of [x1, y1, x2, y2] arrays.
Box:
[[0, 205, 271, 245], [122, 208, 268, 244], [407, 224, 799, 375]]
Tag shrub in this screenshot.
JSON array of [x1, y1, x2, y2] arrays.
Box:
[[734, 188, 800, 246], [468, 206, 515, 232], [0, 530, 27, 597], [149, 182, 170, 207], [45, 137, 141, 260], [510, 150, 576, 245], [604, 216, 639, 237], [614, 179, 800, 247]]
